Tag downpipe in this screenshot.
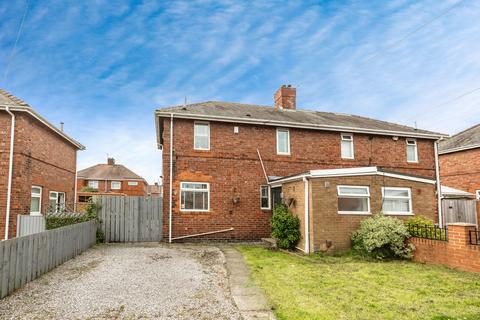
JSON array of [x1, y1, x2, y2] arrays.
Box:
[[169, 113, 173, 243], [4, 107, 15, 240], [434, 140, 443, 227]]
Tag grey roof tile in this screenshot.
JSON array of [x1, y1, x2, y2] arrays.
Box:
[[157, 101, 443, 137], [78, 163, 145, 181], [439, 123, 480, 153]]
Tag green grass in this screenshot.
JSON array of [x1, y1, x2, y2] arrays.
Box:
[[237, 246, 480, 320]]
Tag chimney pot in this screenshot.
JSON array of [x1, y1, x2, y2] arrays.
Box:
[[274, 85, 296, 110], [107, 157, 115, 165]]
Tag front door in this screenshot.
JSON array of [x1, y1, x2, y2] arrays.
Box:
[[271, 187, 282, 209]]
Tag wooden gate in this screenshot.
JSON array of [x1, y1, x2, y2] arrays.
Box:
[[94, 196, 163, 242], [442, 199, 478, 226]]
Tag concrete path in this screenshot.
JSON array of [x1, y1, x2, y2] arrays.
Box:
[[222, 246, 276, 320]]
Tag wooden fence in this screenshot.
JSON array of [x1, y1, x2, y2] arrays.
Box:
[[94, 196, 163, 242], [0, 220, 97, 299], [16, 215, 46, 237], [442, 199, 478, 226]]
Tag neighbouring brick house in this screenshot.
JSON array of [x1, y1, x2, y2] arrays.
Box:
[[76, 158, 148, 200], [155, 85, 445, 251], [0, 89, 84, 239], [439, 124, 480, 223]]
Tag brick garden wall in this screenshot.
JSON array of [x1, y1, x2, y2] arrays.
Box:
[[410, 224, 480, 273], [0, 111, 78, 238], [160, 116, 437, 241]]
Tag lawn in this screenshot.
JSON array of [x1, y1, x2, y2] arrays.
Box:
[[237, 246, 480, 320]]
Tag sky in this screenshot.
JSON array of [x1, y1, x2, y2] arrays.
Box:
[[1, 0, 479, 183]]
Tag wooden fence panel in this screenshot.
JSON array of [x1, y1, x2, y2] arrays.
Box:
[[16, 215, 45, 237], [442, 199, 478, 226], [94, 196, 163, 243], [0, 220, 96, 299]]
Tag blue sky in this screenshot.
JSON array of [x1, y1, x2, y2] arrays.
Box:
[[1, 0, 479, 183]]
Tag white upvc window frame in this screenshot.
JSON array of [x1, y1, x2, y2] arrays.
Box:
[[180, 182, 210, 212], [49, 191, 66, 213], [406, 138, 418, 163], [88, 180, 99, 189], [382, 187, 413, 216], [30, 186, 42, 216], [260, 185, 271, 210], [194, 121, 210, 150], [337, 185, 371, 215], [276, 128, 290, 155], [111, 181, 121, 190], [340, 133, 354, 159], [476, 190, 480, 200], [128, 181, 139, 186]]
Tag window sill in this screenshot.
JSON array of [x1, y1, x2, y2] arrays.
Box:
[[338, 211, 371, 215], [383, 212, 414, 216], [30, 213, 42, 216], [180, 210, 210, 214], [276, 153, 291, 156], [194, 148, 210, 151]]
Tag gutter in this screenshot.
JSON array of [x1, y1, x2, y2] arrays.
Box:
[[155, 111, 447, 140], [434, 141, 443, 227], [4, 107, 15, 240]]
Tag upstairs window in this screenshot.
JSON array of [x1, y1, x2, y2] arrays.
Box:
[[382, 187, 412, 215], [260, 186, 271, 210], [128, 181, 139, 186], [476, 190, 480, 200], [180, 182, 209, 211], [30, 186, 42, 216], [111, 181, 121, 190], [88, 180, 99, 189], [276, 128, 290, 155], [341, 133, 354, 159], [337, 186, 370, 214], [194, 122, 210, 150], [406, 139, 418, 163]]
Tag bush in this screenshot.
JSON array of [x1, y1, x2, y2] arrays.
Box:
[[351, 214, 414, 260], [46, 200, 104, 243], [405, 216, 445, 240], [271, 205, 301, 250]]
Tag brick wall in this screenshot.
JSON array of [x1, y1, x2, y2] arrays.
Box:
[[161, 117, 437, 241], [282, 175, 437, 252], [410, 224, 480, 273], [0, 111, 78, 238], [440, 148, 480, 195], [76, 178, 147, 196], [282, 180, 307, 251]]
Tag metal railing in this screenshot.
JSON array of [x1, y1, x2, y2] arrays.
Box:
[[408, 224, 448, 241], [469, 230, 480, 246]]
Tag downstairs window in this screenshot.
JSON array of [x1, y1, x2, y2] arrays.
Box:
[[180, 182, 209, 211], [337, 185, 370, 214], [382, 187, 412, 215]]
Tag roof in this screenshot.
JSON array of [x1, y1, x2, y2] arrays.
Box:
[[78, 164, 146, 181], [0, 88, 85, 150], [439, 123, 480, 154], [269, 166, 436, 185], [441, 185, 475, 199], [155, 101, 445, 147]]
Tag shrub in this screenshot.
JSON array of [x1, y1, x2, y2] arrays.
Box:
[[405, 216, 445, 240], [351, 214, 414, 260], [271, 205, 301, 250], [46, 200, 104, 243], [80, 186, 98, 192]]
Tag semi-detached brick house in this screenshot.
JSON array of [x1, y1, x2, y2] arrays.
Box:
[[439, 124, 480, 223], [155, 85, 445, 251], [76, 157, 148, 199], [0, 89, 84, 239]]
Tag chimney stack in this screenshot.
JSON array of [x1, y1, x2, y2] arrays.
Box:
[[274, 85, 296, 110], [107, 157, 115, 165], [60, 122, 64, 132]]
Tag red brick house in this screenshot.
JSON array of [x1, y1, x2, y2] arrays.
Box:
[[0, 89, 84, 239], [76, 158, 148, 198], [439, 124, 480, 223], [155, 85, 445, 250]]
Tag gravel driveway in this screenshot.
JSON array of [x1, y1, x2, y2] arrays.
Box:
[[0, 243, 242, 320]]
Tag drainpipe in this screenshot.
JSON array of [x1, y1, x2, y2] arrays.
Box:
[[4, 107, 15, 240], [434, 140, 443, 227], [74, 150, 78, 212], [303, 177, 310, 254], [169, 114, 173, 243]]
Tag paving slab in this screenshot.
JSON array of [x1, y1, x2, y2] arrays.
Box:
[[221, 246, 276, 320]]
